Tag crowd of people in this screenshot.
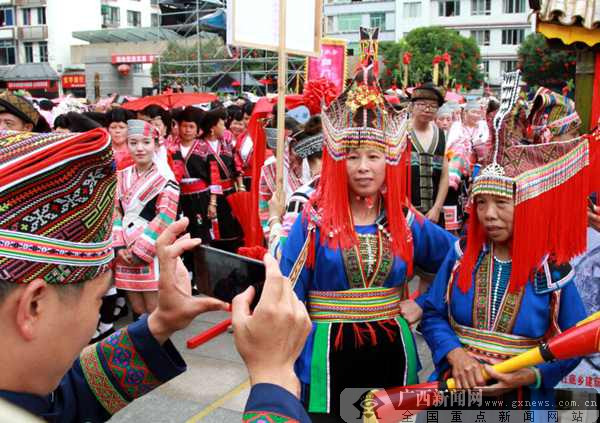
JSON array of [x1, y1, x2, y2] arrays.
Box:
[[0, 40, 598, 423]]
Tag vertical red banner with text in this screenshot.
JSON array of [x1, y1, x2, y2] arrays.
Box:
[[306, 39, 347, 96]]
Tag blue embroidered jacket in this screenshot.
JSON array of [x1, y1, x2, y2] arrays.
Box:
[[1, 316, 312, 423], [421, 242, 586, 412]]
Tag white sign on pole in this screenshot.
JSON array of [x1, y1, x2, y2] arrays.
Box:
[[227, 0, 322, 57]]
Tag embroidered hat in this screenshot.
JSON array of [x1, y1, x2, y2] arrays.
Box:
[[410, 83, 445, 107], [306, 26, 415, 274], [292, 116, 324, 159], [265, 117, 300, 150], [462, 71, 595, 294], [0, 91, 51, 132], [127, 119, 159, 139], [527, 87, 581, 143], [0, 128, 115, 284]]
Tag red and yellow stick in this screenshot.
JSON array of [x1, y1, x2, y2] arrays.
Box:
[[368, 311, 600, 422]]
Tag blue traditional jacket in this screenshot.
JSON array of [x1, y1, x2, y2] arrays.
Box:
[[280, 210, 456, 386], [1, 316, 310, 423], [421, 241, 586, 413]]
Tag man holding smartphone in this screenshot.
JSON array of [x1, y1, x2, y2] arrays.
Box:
[[0, 129, 311, 422]]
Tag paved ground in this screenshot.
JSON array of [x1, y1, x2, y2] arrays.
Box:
[[109, 306, 436, 423], [108, 288, 599, 423]]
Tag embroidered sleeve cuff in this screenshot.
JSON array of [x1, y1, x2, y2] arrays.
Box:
[[209, 185, 223, 195], [79, 315, 186, 415], [244, 384, 309, 423]]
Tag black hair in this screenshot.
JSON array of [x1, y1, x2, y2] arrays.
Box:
[[38, 99, 54, 111], [105, 108, 135, 126], [225, 105, 244, 129], [82, 112, 109, 127], [199, 108, 227, 136], [210, 99, 224, 110], [487, 98, 500, 115], [142, 105, 172, 136], [54, 112, 102, 133], [243, 102, 254, 117], [175, 106, 204, 129]]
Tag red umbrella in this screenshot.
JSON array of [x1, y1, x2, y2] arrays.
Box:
[[122, 92, 218, 111]]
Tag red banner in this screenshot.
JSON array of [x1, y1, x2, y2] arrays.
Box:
[[62, 74, 86, 89], [7, 80, 50, 90], [590, 52, 600, 130], [111, 54, 157, 64], [306, 39, 347, 95]]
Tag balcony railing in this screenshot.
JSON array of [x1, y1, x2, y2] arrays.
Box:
[[17, 24, 47, 40], [15, 0, 46, 6]]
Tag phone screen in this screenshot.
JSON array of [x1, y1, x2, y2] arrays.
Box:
[[194, 245, 265, 309]]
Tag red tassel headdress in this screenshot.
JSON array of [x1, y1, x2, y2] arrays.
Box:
[[459, 71, 594, 293], [304, 26, 414, 272]]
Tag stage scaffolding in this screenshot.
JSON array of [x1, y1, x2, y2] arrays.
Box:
[[155, 0, 305, 95]]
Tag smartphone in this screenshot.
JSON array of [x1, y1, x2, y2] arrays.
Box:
[[194, 245, 265, 309]]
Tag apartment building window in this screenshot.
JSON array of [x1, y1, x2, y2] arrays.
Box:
[[337, 14, 361, 32], [471, 0, 491, 15], [127, 10, 141, 27], [0, 40, 16, 65], [482, 59, 490, 78], [24, 42, 34, 63], [151, 13, 160, 27], [326, 15, 334, 32], [102, 6, 120, 27], [39, 41, 47, 62], [503, 0, 526, 13], [37, 7, 46, 25], [438, 0, 460, 16], [0, 7, 14, 27], [403, 2, 421, 18], [471, 30, 490, 46], [502, 29, 524, 45], [501, 60, 518, 73], [370, 12, 385, 29], [22, 8, 31, 26]]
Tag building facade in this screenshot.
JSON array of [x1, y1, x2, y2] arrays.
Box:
[[323, 0, 397, 55], [323, 0, 533, 85], [0, 0, 160, 75]]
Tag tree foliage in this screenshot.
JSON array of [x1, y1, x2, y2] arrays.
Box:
[[517, 33, 576, 90], [381, 26, 483, 90]]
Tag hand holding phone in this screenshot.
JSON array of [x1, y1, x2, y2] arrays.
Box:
[[195, 245, 266, 309]]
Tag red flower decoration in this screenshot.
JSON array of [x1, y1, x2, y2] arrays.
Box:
[[441, 52, 452, 65], [303, 78, 338, 115], [432, 55, 443, 65], [403, 52, 412, 65]]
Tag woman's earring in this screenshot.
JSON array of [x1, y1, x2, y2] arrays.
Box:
[[380, 183, 388, 195]]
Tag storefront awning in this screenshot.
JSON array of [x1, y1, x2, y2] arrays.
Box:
[[73, 27, 181, 44], [1, 63, 59, 82], [534, 0, 600, 46]]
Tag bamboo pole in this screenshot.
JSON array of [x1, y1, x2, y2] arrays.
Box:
[[275, 0, 288, 200]]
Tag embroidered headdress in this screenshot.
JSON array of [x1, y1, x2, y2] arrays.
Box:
[[0, 91, 51, 132], [0, 129, 115, 284], [306, 26, 414, 271], [527, 87, 581, 143], [127, 119, 159, 139], [461, 71, 594, 293]]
